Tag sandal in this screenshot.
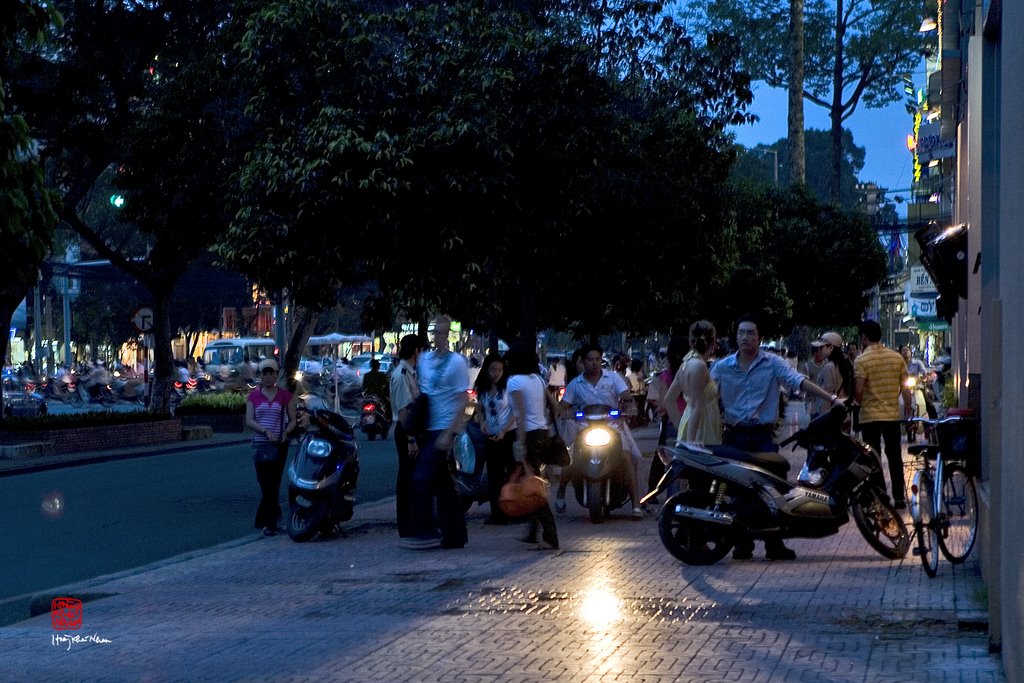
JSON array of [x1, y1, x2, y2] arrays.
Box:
[[632, 507, 644, 519]]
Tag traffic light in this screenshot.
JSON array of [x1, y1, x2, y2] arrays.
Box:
[[109, 194, 125, 208]]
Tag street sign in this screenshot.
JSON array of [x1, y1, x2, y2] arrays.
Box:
[[132, 307, 154, 333]]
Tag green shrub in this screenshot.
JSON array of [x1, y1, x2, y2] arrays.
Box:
[[942, 382, 958, 410], [0, 410, 173, 432], [174, 392, 247, 415]]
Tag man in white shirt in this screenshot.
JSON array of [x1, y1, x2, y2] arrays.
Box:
[[404, 315, 469, 550]]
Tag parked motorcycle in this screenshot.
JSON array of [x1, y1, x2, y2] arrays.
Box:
[[358, 393, 391, 441], [562, 404, 632, 523], [642, 405, 910, 565], [286, 396, 360, 542], [45, 373, 84, 406]]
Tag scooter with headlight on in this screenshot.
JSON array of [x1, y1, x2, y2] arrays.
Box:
[[286, 395, 360, 542], [564, 404, 632, 523]]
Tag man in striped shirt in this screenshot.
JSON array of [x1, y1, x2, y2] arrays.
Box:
[[853, 320, 913, 508]]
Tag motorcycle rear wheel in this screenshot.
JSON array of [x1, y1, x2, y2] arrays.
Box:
[[851, 487, 910, 559], [657, 491, 733, 565], [288, 499, 328, 542]]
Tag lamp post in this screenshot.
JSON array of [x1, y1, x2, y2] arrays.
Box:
[[753, 146, 779, 186]]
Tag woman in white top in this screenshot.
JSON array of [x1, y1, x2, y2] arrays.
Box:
[[475, 354, 516, 525], [506, 342, 560, 549]]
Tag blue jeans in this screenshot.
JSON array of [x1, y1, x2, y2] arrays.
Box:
[[410, 430, 468, 546]]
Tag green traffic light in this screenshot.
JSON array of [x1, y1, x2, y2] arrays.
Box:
[[109, 194, 125, 208]]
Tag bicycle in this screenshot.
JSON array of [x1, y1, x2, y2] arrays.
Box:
[[905, 414, 980, 577]]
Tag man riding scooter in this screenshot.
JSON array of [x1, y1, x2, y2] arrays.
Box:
[[557, 343, 644, 519]]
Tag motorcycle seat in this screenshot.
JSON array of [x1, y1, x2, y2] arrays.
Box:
[[710, 444, 791, 478]]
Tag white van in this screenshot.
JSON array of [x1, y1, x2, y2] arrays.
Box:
[[202, 338, 278, 373]]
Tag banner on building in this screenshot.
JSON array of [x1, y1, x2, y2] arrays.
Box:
[[916, 122, 956, 163]]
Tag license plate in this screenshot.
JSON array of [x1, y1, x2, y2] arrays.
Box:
[[295, 495, 313, 508], [362, 415, 375, 424]]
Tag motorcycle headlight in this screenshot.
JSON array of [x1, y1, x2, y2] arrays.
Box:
[[584, 427, 612, 447], [797, 463, 826, 487], [306, 438, 332, 457]]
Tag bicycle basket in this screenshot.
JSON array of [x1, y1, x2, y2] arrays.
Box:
[[937, 418, 979, 472]]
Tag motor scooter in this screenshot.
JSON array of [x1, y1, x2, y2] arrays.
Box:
[[642, 405, 910, 565], [286, 396, 360, 542], [562, 404, 632, 523], [358, 392, 391, 440]]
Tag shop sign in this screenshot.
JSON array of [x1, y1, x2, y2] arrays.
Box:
[[909, 266, 937, 295]]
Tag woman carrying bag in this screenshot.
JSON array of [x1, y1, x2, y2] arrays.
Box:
[[505, 342, 559, 550]]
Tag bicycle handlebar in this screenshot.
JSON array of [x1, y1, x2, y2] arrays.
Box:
[[901, 415, 976, 426]]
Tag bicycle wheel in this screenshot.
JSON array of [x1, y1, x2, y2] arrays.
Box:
[[937, 466, 978, 563], [916, 483, 939, 577]]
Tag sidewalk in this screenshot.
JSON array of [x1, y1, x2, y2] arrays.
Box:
[[0, 423, 1005, 682]]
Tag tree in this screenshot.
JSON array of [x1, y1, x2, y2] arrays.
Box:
[[0, 1, 60, 381], [224, 0, 755, 351], [685, 0, 924, 201], [9, 1, 251, 411], [732, 128, 866, 208], [714, 181, 886, 333]]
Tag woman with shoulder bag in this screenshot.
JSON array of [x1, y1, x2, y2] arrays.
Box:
[[245, 359, 297, 537], [475, 353, 516, 525], [505, 342, 559, 550]]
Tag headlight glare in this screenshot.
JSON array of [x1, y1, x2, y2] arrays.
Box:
[[306, 438, 332, 457], [584, 428, 612, 447]]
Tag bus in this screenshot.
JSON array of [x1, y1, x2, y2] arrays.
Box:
[[201, 338, 278, 373]]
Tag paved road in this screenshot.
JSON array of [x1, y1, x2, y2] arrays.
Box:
[[0, 432, 398, 610]]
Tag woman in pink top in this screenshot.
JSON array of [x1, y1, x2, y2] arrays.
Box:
[[245, 358, 296, 536]]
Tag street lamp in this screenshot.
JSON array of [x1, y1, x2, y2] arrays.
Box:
[[752, 146, 779, 186]]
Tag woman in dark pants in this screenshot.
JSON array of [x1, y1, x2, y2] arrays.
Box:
[[245, 359, 296, 536], [475, 354, 516, 525], [506, 342, 559, 549]]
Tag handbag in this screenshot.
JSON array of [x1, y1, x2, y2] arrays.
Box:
[[498, 464, 550, 517], [401, 393, 429, 436], [542, 434, 571, 467]]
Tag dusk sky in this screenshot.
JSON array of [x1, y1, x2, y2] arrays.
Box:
[[730, 83, 917, 211]]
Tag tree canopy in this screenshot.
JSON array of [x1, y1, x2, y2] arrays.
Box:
[[0, 1, 61, 375], [684, 0, 923, 200], [221, 0, 756, 345]]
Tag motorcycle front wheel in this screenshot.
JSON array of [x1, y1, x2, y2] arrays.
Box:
[[851, 487, 910, 559], [288, 499, 328, 542], [657, 491, 733, 565]]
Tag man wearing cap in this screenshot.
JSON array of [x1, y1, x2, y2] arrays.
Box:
[[245, 358, 297, 536], [854, 320, 913, 508], [810, 332, 846, 419], [712, 313, 844, 560]]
